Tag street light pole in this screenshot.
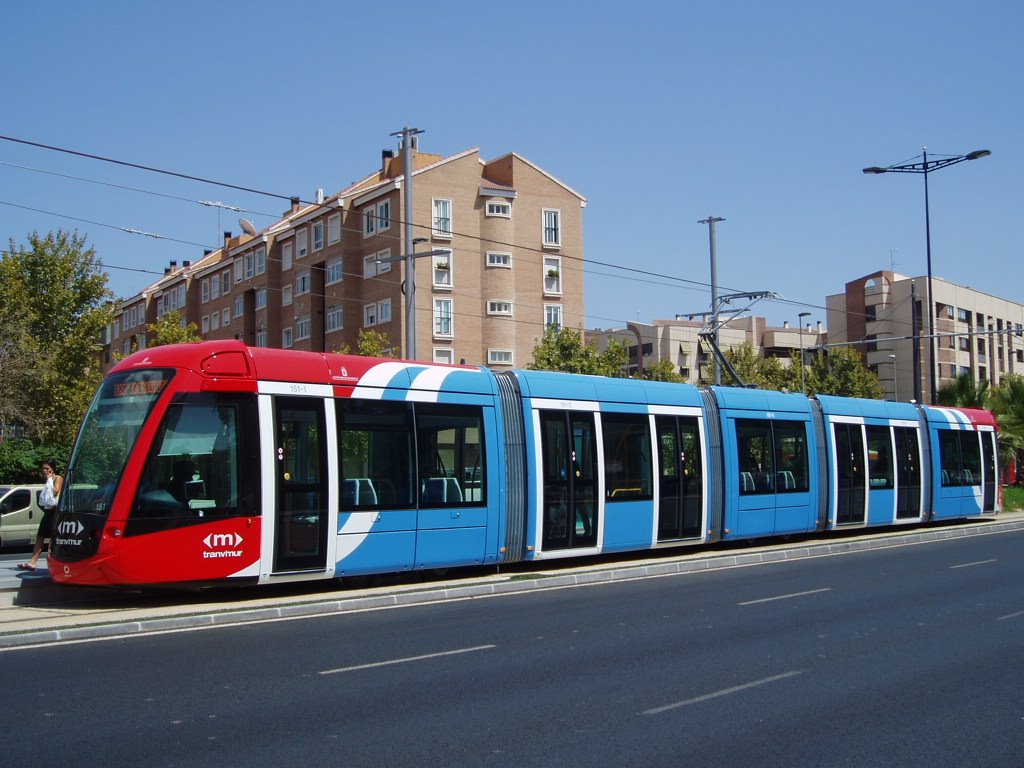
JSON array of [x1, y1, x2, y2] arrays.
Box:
[[391, 125, 425, 360], [889, 353, 898, 401], [699, 215, 725, 384], [798, 311, 811, 393], [863, 147, 990, 403]]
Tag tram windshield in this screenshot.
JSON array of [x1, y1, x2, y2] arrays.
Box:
[[62, 369, 174, 519]]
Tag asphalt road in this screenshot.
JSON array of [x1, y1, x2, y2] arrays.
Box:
[[3, 529, 1023, 767]]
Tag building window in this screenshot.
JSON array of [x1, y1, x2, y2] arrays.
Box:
[[432, 198, 452, 238], [221, 308, 231, 326], [327, 213, 341, 245], [543, 208, 561, 247], [210, 312, 220, 331], [326, 257, 344, 284], [255, 247, 266, 275], [282, 242, 293, 272], [234, 295, 244, 318], [434, 348, 454, 365], [234, 259, 243, 283], [487, 301, 513, 316], [210, 275, 221, 300], [296, 270, 311, 295], [434, 299, 453, 337], [433, 249, 453, 288], [201, 280, 210, 303], [255, 327, 267, 347], [364, 303, 378, 327], [488, 349, 513, 365], [486, 201, 511, 217], [201, 315, 210, 333], [376, 200, 390, 232], [486, 251, 512, 268], [221, 270, 232, 294], [282, 285, 293, 307], [312, 222, 324, 252], [544, 256, 562, 294], [365, 250, 391, 277], [244, 252, 255, 280], [282, 327, 293, 348], [545, 304, 563, 331], [378, 299, 392, 324], [296, 313, 311, 340], [327, 306, 343, 332], [255, 288, 267, 310], [296, 229, 308, 258]]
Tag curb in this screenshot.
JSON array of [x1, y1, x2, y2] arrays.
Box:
[[3, 515, 1023, 649]]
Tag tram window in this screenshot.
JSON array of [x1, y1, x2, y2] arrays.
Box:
[[866, 426, 894, 489], [960, 432, 982, 486], [938, 429, 981, 486], [337, 400, 413, 509], [416, 403, 486, 506], [736, 419, 808, 494], [602, 413, 652, 501], [129, 393, 258, 536], [773, 422, 809, 493]]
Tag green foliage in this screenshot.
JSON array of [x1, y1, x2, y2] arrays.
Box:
[[528, 327, 627, 377], [642, 359, 684, 383], [335, 328, 397, 358], [987, 374, 1024, 476], [717, 343, 882, 399], [0, 439, 71, 484], [147, 310, 202, 347], [0, 230, 114, 446], [936, 371, 990, 407], [806, 346, 884, 399]]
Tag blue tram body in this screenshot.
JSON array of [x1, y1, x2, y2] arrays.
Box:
[[47, 342, 1001, 588]]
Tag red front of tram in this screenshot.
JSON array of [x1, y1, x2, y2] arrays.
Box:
[[49, 343, 264, 586]]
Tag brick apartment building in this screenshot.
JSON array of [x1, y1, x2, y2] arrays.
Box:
[[103, 140, 586, 370]]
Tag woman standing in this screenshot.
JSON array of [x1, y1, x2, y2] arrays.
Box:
[[17, 460, 63, 572]]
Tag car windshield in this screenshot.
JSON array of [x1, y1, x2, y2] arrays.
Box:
[[62, 368, 175, 518]]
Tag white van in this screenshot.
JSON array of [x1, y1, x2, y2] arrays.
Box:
[[0, 484, 46, 548]]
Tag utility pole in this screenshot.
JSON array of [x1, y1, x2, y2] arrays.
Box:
[[699, 216, 725, 384], [391, 125, 425, 360]]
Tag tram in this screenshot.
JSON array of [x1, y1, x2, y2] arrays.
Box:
[[48, 341, 1000, 587]]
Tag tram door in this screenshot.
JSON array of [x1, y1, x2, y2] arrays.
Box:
[[273, 397, 329, 572], [656, 416, 703, 540], [834, 423, 866, 525], [540, 410, 598, 551], [982, 432, 997, 512], [894, 426, 922, 520]]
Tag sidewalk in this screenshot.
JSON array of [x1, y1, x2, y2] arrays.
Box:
[[3, 513, 1024, 649]]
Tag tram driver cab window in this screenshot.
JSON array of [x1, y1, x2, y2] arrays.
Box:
[[127, 393, 258, 536]]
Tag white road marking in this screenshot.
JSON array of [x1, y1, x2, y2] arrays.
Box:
[[318, 644, 496, 675], [642, 670, 804, 715], [949, 559, 997, 569], [738, 587, 832, 606]]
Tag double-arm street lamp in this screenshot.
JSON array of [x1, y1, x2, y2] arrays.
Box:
[[863, 148, 991, 403]]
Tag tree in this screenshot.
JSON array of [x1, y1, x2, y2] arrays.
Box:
[[0, 230, 114, 451], [936, 371, 990, 407], [528, 327, 627, 377], [806, 346, 884, 399], [986, 374, 1024, 483], [335, 328, 397, 358], [147, 310, 202, 347], [642, 359, 684, 383]]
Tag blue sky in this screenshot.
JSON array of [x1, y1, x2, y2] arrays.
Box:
[[2, 0, 1020, 331]]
